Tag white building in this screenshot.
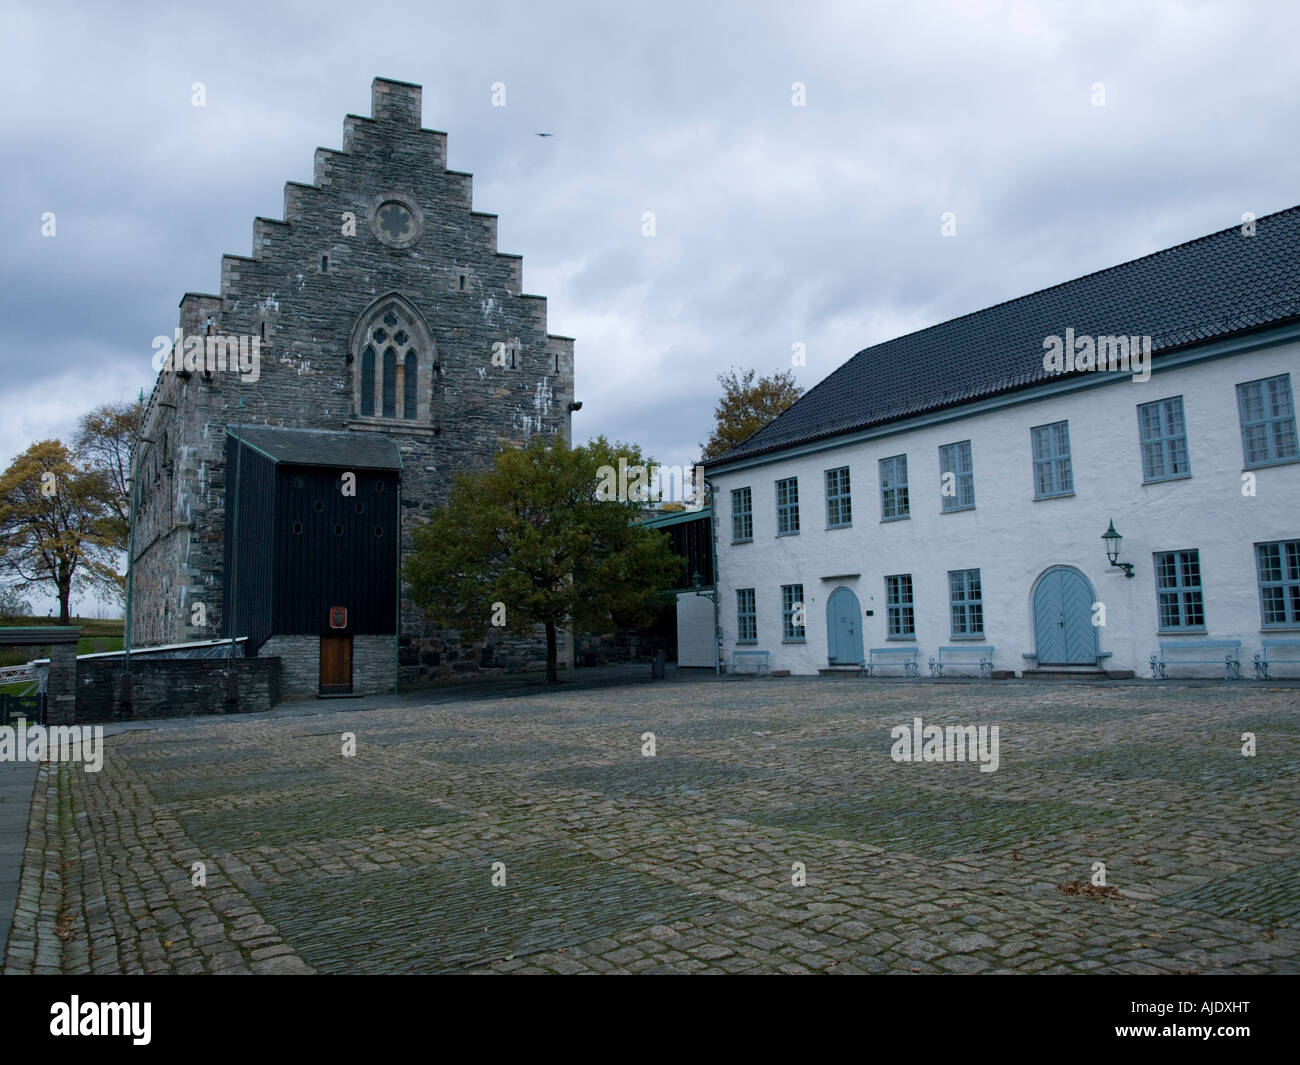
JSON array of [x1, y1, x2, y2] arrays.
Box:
[[704, 208, 1300, 679]]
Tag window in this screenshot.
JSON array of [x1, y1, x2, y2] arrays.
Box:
[[737, 588, 757, 643], [825, 466, 852, 527], [1154, 549, 1205, 630], [782, 584, 805, 640], [1237, 374, 1299, 466], [1137, 396, 1190, 481], [948, 569, 983, 637], [776, 477, 800, 535], [731, 487, 753, 542], [1256, 540, 1300, 627], [886, 574, 915, 637], [939, 441, 975, 512], [360, 347, 376, 416], [353, 297, 429, 422], [382, 347, 397, 418], [403, 351, 417, 420], [1031, 421, 1074, 498], [880, 455, 909, 520]]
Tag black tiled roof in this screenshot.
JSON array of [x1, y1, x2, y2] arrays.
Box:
[[228, 426, 403, 471], [707, 205, 1300, 468]]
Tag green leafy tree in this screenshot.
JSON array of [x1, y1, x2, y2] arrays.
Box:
[[406, 434, 682, 683], [700, 366, 804, 460], [0, 440, 121, 622]]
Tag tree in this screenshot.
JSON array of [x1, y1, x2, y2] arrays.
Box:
[[700, 367, 804, 460], [0, 441, 121, 623], [74, 398, 142, 553], [405, 434, 682, 683], [0, 584, 31, 621]]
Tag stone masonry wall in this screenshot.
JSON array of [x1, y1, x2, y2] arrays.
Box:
[[259, 634, 396, 698], [75, 658, 281, 723], [130, 77, 576, 688]]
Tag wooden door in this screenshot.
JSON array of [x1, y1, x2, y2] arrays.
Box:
[[826, 586, 864, 665], [1033, 567, 1098, 665], [320, 635, 353, 694]]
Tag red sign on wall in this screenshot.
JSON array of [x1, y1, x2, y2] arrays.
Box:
[[329, 606, 348, 629]]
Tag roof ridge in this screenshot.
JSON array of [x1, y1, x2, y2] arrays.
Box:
[[708, 203, 1300, 467]]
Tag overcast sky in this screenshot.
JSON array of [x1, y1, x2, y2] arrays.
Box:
[[3, 0, 1299, 614]]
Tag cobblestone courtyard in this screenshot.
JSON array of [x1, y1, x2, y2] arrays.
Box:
[[4, 676, 1298, 974]]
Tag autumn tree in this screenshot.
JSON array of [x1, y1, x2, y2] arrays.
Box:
[[74, 398, 142, 553], [405, 434, 681, 683], [0, 441, 121, 623], [699, 367, 804, 460]]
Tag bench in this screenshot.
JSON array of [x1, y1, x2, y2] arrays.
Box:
[[929, 645, 995, 679], [1254, 638, 1300, 680], [861, 646, 920, 677], [729, 650, 770, 677], [1150, 640, 1242, 680]]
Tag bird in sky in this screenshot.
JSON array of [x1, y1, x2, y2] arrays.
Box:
[[535, 132, 555, 137]]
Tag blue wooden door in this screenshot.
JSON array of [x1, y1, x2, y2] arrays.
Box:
[[826, 587, 864, 665], [1033, 567, 1098, 665]]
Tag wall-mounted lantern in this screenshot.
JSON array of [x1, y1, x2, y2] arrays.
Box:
[[1101, 519, 1135, 578]]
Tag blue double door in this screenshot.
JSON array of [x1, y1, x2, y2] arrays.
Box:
[[827, 586, 864, 665], [1033, 566, 1098, 665]]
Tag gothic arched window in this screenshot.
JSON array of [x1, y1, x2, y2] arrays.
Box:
[[403, 351, 417, 419], [382, 347, 397, 418], [361, 347, 375, 416], [350, 295, 435, 424]]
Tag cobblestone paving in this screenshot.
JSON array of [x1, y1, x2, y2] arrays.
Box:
[[4, 678, 1298, 974]]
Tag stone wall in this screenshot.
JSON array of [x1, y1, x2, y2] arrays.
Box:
[[129, 76, 576, 688], [258, 633, 397, 698], [399, 625, 560, 682], [258, 635, 319, 697], [75, 658, 281, 723]]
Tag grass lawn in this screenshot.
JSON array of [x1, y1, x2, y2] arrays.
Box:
[[0, 615, 123, 667]]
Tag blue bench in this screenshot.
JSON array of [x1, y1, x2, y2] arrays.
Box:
[[1150, 640, 1242, 680], [730, 650, 770, 677], [1254, 639, 1300, 680], [929, 645, 995, 679], [862, 646, 920, 677]]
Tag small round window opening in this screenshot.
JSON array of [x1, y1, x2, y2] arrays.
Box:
[[355, 502, 365, 514], [374, 525, 383, 538], [314, 500, 324, 512], [370, 196, 424, 250], [292, 521, 303, 535], [334, 523, 344, 536]]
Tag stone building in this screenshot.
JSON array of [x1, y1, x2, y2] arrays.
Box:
[[130, 77, 576, 695]]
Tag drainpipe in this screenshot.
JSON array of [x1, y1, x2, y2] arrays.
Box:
[[226, 399, 244, 708], [707, 487, 720, 675], [394, 476, 401, 695]]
